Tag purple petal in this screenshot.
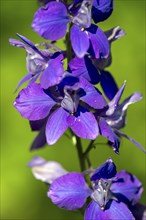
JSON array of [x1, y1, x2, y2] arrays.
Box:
[[9, 38, 27, 49], [14, 84, 56, 120], [28, 74, 40, 85], [10, 35, 45, 58], [70, 25, 89, 58], [16, 34, 41, 55], [46, 107, 69, 145], [112, 172, 143, 206], [105, 200, 134, 220], [111, 170, 143, 205], [116, 130, 146, 153], [28, 156, 67, 184], [14, 73, 33, 92], [88, 25, 109, 59], [98, 117, 120, 153], [91, 158, 117, 181], [40, 54, 64, 89], [106, 81, 126, 116], [79, 77, 107, 109], [67, 106, 99, 139], [48, 172, 91, 210], [92, 0, 113, 23], [29, 118, 47, 131], [32, 2, 69, 40], [100, 71, 119, 100], [30, 125, 46, 150], [105, 26, 126, 43], [69, 55, 100, 84], [85, 200, 134, 220], [85, 201, 108, 220], [120, 92, 143, 111]]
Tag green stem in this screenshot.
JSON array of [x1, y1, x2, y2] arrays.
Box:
[[66, 25, 72, 64], [75, 136, 86, 172], [83, 140, 95, 157]]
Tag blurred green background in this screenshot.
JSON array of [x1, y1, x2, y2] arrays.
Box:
[[1, 0, 145, 219]]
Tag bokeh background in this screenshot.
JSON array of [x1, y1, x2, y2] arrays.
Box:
[[1, 0, 146, 219]]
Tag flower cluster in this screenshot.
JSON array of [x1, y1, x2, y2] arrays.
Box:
[[10, 0, 145, 153], [10, 0, 145, 219], [29, 157, 144, 219]]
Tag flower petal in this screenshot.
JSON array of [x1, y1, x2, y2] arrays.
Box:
[[105, 200, 134, 220], [98, 117, 120, 153], [100, 70, 118, 100], [85, 201, 108, 220], [88, 25, 109, 59], [32, 2, 69, 40], [40, 53, 64, 89], [92, 0, 113, 23], [91, 158, 117, 181], [29, 118, 47, 131], [28, 156, 67, 184], [119, 92, 143, 111], [79, 77, 107, 109], [9, 38, 28, 49], [46, 107, 69, 145], [70, 25, 89, 58], [48, 172, 91, 210], [105, 26, 126, 43], [111, 170, 143, 205], [106, 81, 126, 116], [30, 125, 46, 150], [69, 55, 100, 84], [67, 106, 99, 139], [13, 84, 56, 120], [85, 200, 134, 220], [115, 130, 146, 153], [14, 73, 33, 92]]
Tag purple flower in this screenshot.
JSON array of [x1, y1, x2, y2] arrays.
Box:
[[96, 81, 146, 153], [14, 75, 107, 145], [9, 34, 64, 90], [32, 1, 109, 58], [48, 159, 142, 220]]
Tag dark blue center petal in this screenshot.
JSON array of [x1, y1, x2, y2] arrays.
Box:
[[92, 0, 113, 23], [90, 158, 117, 181]]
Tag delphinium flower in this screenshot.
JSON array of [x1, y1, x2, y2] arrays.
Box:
[[32, 0, 110, 58], [14, 74, 107, 145], [96, 81, 146, 153], [45, 158, 143, 220], [9, 34, 64, 90]]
